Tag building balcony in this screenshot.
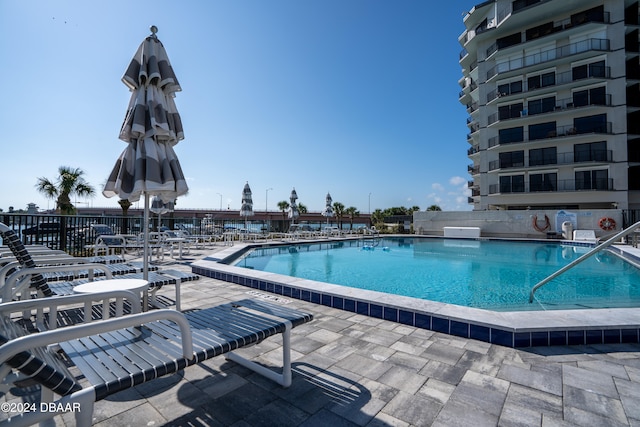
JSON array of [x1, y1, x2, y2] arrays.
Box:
[[487, 94, 612, 126], [468, 145, 480, 156], [487, 150, 613, 171], [486, 38, 610, 82], [486, 66, 611, 104], [488, 178, 614, 194], [487, 122, 613, 148], [468, 164, 480, 175], [485, 10, 609, 59]]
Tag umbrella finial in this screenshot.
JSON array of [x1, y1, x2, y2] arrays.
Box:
[[150, 25, 158, 38]]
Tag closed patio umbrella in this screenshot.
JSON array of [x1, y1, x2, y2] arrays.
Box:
[[240, 182, 253, 232], [103, 26, 188, 279], [321, 192, 333, 226], [150, 195, 174, 231]]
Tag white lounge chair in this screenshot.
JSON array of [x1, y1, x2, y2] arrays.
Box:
[[573, 229, 598, 244], [0, 298, 313, 427]]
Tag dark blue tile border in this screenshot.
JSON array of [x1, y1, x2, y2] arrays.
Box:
[[196, 265, 640, 349]]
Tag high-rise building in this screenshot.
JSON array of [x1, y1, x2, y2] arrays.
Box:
[[460, 0, 640, 210]]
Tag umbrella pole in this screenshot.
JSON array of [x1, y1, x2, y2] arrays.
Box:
[[143, 193, 150, 281]]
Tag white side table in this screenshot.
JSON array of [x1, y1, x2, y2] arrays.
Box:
[[74, 279, 149, 315]]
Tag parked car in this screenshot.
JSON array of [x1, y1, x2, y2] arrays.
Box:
[[21, 222, 74, 236]]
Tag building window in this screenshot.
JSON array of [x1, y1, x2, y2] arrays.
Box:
[[529, 147, 557, 166], [528, 96, 556, 115], [572, 60, 606, 80], [499, 103, 524, 120], [499, 151, 525, 168], [500, 175, 525, 193], [529, 121, 556, 140], [574, 114, 607, 133], [574, 141, 607, 162], [570, 5, 605, 27], [497, 80, 523, 97], [497, 32, 523, 49], [499, 127, 524, 144], [526, 22, 555, 41], [530, 173, 557, 192], [527, 72, 555, 90], [513, 0, 542, 14], [575, 169, 608, 190], [573, 86, 606, 107]]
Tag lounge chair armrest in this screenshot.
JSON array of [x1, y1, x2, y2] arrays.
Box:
[[0, 309, 194, 364], [5, 263, 113, 288], [0, 290, 142, 317]]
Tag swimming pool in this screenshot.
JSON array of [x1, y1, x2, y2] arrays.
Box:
[[231, 237, 640, 311]]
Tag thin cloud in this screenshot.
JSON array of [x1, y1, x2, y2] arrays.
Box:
[[449, 176, 466, 186]]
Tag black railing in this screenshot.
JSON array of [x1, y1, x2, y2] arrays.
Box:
[[486, 38, 610, 81], [489, 178, 614, 194]]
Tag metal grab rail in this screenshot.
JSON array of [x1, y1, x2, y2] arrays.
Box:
[[529, 220, 640, 303]]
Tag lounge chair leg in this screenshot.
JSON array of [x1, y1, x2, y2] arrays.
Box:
[[175, 280, 181, 311], [225, 321, 292, 387]]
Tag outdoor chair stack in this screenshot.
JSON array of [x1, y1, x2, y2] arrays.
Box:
[[0, 298, 313, 427], [0, 223, 196, 310]]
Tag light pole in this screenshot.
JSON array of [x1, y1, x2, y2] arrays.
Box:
[[216, 193, 222, 211], [265, 188, 273, 212]]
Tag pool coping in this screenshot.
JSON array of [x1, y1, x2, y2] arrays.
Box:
[[192, 236, 640, 348]]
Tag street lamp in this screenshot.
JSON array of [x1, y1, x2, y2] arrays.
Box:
[[216, 193, 222, 211], [265, 188, 273, 212]]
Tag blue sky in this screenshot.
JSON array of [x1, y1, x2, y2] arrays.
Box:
[[1, 0, 480, 213]]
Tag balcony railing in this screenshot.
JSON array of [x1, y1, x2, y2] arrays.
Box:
[[468, 164, 480, 175], [486, 66, 611, 103], [487, 122, 613, 147], [488, 178, 614, 194], [487, 94, 612, 125], [485, 12, 609, 59], [486, 38, 610, 81], [487, 150, 613, 171]]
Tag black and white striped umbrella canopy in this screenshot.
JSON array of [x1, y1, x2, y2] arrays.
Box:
[[150, 195, 174, 215], [322, 192, 333, 217], [103, 26, 187, 204], [240, 182, 253, 217], [288, 187, 299, 219], [102, 26, 187, 279]]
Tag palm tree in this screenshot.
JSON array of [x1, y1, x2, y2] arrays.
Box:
[[371, 208, 384, 225], [297, 203, 308, 214], [36, 166, 95, 215], [345, 206, 360, 230], [277, 200, 290, 232], [426, 204, 442, 211], [333, 202, 345, 228], [118, 199, 133, 234]]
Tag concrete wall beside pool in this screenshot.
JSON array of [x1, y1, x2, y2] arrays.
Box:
[[413, 209, 623, 239]]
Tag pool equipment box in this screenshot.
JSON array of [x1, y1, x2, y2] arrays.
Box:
[[443, 226, 481, 238]]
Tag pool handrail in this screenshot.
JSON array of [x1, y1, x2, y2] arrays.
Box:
[[529, 220, 640, 303]]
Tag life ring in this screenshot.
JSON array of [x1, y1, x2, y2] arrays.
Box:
[[532, 214, 550, 232], [598, 217, 616, 231]]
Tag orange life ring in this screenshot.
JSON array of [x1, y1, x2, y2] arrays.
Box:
[[532, 214, 550, 232], [598, 217, 616, 231]]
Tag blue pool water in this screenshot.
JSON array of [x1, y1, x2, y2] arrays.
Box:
[[233, 237, 640, 311]]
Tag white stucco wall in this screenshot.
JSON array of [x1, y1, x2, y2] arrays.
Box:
[[413, 209, 623, 239]]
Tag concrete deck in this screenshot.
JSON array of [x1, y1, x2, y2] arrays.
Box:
[[3, 244, 640, 426]]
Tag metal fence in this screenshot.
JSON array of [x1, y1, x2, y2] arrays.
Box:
[[0, 213, 369, 255], [0, 213, 254, 256]]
